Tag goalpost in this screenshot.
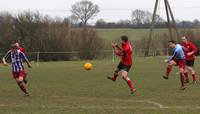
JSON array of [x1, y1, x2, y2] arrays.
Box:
[[27, 48, 170, 66], [28, 50, 115, 66]]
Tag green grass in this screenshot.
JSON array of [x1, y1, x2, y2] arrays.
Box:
[[97, 28, 200, 41], [0, 57, 200, 114], [97, 28, 167, 41], [97, 29, 147, 41]]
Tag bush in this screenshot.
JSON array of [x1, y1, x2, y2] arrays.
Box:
[[69, 28, 105, 60], [134, 32, 170, 56], [0, 12, 106, 61]]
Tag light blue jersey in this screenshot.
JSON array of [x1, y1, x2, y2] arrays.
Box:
[[169, 44, 185, 61]]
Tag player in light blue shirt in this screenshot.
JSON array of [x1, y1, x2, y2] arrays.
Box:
[[168, 43, 185, 61], [163, 40, 186, 90]]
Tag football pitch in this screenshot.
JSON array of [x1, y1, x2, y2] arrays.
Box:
[[0, 57, 200, 114]]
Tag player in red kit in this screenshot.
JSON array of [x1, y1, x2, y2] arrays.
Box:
[[180, 36, 198, 83], [107, 35, 136, 95]]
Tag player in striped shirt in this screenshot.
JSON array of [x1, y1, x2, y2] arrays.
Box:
[[2, 44, 31, 96], [15, 42, 25, 53]]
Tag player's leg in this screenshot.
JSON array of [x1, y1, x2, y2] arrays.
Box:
[[15, 72, 30, 96], [120, 70, 136, 94], [107, 68, 120, 81], [187, 60, 197, 83], [188, 66, 197, 83], [23, 72, 28, 84], [163, 60, 176, 79], [112, 68, 120, 81], [183, 66, 189, 83], [184, 60, 193, 83], [179, 68, 186, 90], [178, 60, 186, 90], [107, 61, 123, 81]]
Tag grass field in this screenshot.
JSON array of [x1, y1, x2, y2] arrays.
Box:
[[97, 28, 172, 41], [97, 28, 200, 41], [97, 29, 149, 41], [0, 57, 200, 114]]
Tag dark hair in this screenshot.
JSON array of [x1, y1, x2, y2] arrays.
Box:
[[184, 36, 188, 39], [121, 35, 128, 42], [168, 40, 176, 44], [11, 44, 17, 49]]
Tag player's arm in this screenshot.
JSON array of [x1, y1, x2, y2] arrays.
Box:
[[20, 52, 31, 68], [168, 51, 178, 62], [115, 45, 121, 50], [2, 51, 11, 66], [187, 43, 197, 56], [112, 43, 121, 50], [112, 43, 120, 54], [2, 57, 7, 66], [112, 43, 124, 56]]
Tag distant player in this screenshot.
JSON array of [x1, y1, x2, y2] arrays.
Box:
[[2, 44, 31, 96], [180, 36, 198, 83], [163, 40, 186, 90], [15, 42, 25, 53], [15, 42, 28, 83], [107, 35, 136, 95]]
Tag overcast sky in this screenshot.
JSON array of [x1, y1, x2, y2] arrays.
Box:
[[0, 0, 200, 24]]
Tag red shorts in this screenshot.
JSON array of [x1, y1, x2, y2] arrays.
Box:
[[176, 59, 186, 69], [12, 70, 26, 79]]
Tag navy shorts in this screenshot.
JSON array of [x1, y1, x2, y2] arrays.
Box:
[[186, 60, 194, 67], [117, 61, 131, 72]]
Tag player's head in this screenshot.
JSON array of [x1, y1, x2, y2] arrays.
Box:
[[15, 42, 20, 48], [11, 43, 18, 52], [181, 36, 188, 43], [121, 35, 128, 44], [168, 40, 176, 48]]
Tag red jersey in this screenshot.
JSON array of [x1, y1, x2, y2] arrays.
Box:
[[116, 42, 132, 66], [180, 41, 197, 60], [19, 47, 25, 53]]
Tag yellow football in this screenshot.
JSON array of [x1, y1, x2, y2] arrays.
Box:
[[84, 62, 92, 71]]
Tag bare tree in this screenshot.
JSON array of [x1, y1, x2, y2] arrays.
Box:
[[155, 15, 165, 23], [71, 0, 100, 25], [65, 15, 79, 25], [131, 9, 149, 26], [95, 19, 106, 28], [117, 19, 132, 28], [131, 9, 165, 28]]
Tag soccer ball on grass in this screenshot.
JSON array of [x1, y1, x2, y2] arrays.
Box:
[[84, 62, 92, 71]]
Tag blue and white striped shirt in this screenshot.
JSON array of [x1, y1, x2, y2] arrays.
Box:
[[4, 49, 29, 72]]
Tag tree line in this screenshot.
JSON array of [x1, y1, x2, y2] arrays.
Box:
[[0, 0, 200, 61], [62, 0, 200, 29], [133, 29, 200, 56], [95, 9, 200, 29], [0, 12, 105, 61]]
